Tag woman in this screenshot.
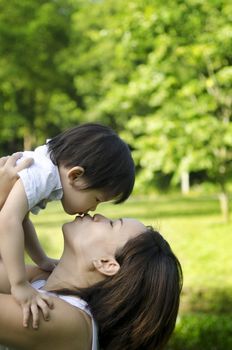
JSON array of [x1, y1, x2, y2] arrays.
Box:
[[0, 155, 182, 350]]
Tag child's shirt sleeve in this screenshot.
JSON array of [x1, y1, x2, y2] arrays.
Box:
[[17, 145, 63, 214]]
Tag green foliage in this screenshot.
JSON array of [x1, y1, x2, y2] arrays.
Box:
[[60, 0, 232, 192], [118, 0, 232, 191], [0, 0, 78, 151]]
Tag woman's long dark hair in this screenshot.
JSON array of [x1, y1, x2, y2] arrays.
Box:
[[77, 227, 183, 350]]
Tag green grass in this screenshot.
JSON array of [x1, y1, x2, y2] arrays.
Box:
[[167, 314, 232, 350], [31, 194, 232, 349]]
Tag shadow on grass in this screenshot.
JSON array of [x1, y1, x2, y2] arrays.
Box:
[[181, 287, 232, 314], [167, 287, 232, 350], [167, 313, 232, 350]]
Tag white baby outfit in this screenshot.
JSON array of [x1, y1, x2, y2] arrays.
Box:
[[17, 144, 63, 214]]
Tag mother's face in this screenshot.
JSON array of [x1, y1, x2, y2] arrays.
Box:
[[62, 214, 146, 262]]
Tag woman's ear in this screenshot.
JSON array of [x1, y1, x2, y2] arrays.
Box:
[[93, 258, 120, 276], [67, 166, 85, 186]]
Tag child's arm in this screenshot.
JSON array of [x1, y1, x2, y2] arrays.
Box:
[[0, 179, 53, 328], [23, 215, 58, 271]]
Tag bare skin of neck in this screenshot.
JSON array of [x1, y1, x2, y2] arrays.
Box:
[[42, 250, 100, 292]]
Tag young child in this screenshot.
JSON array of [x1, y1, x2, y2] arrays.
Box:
[[0, 123, 135, 329]]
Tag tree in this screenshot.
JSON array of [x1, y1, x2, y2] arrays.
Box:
[[0, 0, 78, 152], [67, 0, 231, 219], [120, 0, 232, 219]]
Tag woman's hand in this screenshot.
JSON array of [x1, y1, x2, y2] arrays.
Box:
[[0, 153, 33, 209]]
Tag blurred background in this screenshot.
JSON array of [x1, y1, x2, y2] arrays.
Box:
[[0, 0, 232, 348]]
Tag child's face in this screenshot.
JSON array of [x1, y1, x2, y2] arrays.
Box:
[[59, 165, 111, 215], [62, 185, 108, 215]]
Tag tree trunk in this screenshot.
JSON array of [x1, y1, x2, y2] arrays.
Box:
[[218, 192, 230, 223], [181, 171, 190, 195], [23, 132, 35, 151]]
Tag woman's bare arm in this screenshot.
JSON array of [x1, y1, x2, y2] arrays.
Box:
[[0, 261, 90, 350], [0, 293, 91, 350]]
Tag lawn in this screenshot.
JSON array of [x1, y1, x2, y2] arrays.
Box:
[[31, 194, 232, 349]]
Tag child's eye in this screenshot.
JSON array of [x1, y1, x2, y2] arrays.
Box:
[[110, 220, 113, 227]]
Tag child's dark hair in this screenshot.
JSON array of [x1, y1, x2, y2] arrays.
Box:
[[47, 123, 135, 203]]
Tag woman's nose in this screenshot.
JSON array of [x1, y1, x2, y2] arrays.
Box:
[[93, 214, 106, 221]]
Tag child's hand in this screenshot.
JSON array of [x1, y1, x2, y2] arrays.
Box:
[[11, 281, 54, 329], [38, 256, 59, 272]]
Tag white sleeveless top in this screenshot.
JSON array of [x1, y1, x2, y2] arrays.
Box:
[[0, 280, 98, 350]]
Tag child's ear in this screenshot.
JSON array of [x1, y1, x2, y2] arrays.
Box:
[[93, 258, 120, 276], [67, 166, 85, 186]]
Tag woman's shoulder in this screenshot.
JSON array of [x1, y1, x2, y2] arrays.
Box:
[[0, 292, 92, 350], [25, 269, 93, 349], [26, 295, 92, 350], [46, 295, 92, 350]]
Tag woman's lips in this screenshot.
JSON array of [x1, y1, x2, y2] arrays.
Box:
[[75, 214, 93, 221]]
